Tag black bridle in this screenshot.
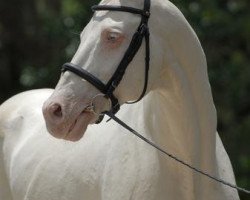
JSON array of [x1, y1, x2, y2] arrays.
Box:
[[62, 0, 151, 122]]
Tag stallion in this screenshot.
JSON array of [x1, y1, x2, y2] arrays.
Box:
[[0, 0, 239, 199]]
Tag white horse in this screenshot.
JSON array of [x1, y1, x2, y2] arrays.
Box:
[[0, 0, 240, 199]]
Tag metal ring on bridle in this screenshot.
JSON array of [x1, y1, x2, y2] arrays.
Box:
[[86, 94, 112, 116]]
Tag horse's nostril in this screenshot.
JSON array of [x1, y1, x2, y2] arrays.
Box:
[[51, 104, 63, 118]]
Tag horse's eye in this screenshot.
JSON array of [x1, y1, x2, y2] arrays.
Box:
[[102, 29, 125, 49], [107, 32, 120, 43]]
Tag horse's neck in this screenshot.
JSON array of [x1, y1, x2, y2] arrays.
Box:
[[142, 88, 216, 163], [120, 80, 218, 197], [148, 12, 220, 196]]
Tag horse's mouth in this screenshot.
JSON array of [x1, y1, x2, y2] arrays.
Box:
[[63, 109, 96, 141]]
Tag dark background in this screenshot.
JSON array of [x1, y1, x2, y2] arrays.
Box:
[[0, 0, 249, 199]]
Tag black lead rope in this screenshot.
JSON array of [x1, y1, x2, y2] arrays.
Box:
[[104, 111, 250, 195]]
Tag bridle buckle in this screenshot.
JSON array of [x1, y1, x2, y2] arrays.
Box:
[[86, 94, 112, 116], [144, 11, 150, 18]]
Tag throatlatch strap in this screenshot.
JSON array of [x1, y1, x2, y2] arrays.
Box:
[[127, 27, 150, 104]]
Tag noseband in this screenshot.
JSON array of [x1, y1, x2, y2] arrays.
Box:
[[61, 0, 151, 123]]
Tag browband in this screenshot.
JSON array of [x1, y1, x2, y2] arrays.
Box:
[[92, 5, 150, 18]]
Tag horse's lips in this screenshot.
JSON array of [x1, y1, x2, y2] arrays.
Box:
[[63, 111, 94, 141]]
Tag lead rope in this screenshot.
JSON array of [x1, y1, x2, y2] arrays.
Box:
[[104, 111, 250, 195]]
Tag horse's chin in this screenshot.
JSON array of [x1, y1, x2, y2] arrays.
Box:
[[63, 111, 97, 142]]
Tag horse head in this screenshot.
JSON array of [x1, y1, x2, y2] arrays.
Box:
[[42, 0, 212, 144], [42, 0, 164, 141]]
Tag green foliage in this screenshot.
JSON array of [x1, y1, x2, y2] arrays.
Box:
[[0, 0, 249, 198]]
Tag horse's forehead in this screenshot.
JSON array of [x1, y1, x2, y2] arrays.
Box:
[[100, 0, 119, 5], [100, 0, 141, 6]]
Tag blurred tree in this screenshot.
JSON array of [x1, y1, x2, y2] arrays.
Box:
[[0, 0, 99, 102], [0, 0, 249, 199]]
